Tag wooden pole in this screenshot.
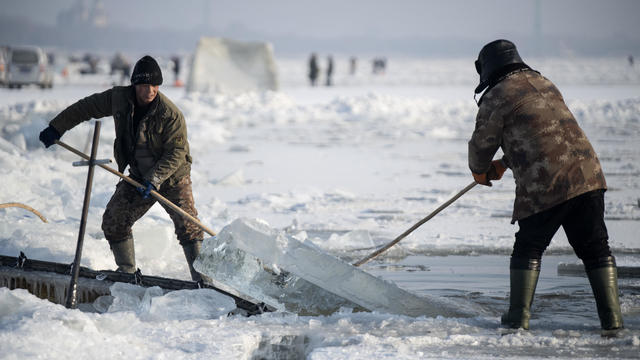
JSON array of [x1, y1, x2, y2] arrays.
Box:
[[353, 181, 477, 267], [54, 139, 216, 237], [65, 121, 101, 308]]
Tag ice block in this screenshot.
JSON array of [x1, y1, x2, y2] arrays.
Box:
[[195, 218, 470, 317]]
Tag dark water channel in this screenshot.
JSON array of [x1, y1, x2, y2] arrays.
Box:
[[367, 254, 640, 332]]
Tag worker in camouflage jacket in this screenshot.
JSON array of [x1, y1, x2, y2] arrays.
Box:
[[39, 55, 209, 284], [468, 40, 623, 335]]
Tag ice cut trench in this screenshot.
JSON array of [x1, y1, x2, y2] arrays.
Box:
[[194, 218, 473, 317]]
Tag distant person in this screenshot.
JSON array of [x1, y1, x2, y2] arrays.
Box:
[[326, 55, 334, 86], [468, 39, 623, 335], [38, 55, 210, 284], [379, 57, 387, 74], [349, 56, 357, 75], [110, 52, 131, 85], [88, 59, 98, 75], [171, 55, 182, 86], [628, 55, 634, 67], [308, 53, 319, 86], [372, 57, 386, 75], [122, 61, 131, 85], [47, 53, 56, 67], [81, 54, 99, 75]]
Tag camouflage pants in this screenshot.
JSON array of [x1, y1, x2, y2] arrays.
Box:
[[102, 174, 204, 246]]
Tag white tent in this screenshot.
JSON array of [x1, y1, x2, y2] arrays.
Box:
[[187, 37, 278, 93]]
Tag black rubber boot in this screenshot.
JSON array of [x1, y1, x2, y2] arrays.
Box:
[[182, 241, 212, 284], [584, 256, 624, 335], [109, 237, 136, 273], [501, 257, 540, 330]]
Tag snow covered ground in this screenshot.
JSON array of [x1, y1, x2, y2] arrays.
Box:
[[0, 56, 639, 359]]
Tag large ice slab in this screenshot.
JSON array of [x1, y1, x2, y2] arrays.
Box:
[[195, 218, 471, 317]]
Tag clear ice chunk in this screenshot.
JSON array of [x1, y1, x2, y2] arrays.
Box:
[[195, 218, 471, 317]]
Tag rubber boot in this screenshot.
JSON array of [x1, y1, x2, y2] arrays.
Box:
[[501, 257, 540, 330], [182, 241, 212, 284], [584, 256, 624, 335], [109, 237, 136, 273]]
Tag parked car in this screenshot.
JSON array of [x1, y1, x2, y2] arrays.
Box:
[[0, 47, 7, 86], [6, 45, 53, 89]]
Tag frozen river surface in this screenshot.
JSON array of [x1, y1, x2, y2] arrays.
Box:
[[0, 57, 639, 359]]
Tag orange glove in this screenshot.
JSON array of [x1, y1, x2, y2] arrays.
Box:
[[473, 159, 507, 186], [487, 159, 507, 180], [472, 172, 491, 186]]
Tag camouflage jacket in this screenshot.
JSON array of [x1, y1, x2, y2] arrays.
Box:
[[468, 69, 606, 223], [50, 86, 192, 189]]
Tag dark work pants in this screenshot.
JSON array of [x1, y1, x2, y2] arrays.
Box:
[[512, 189, 611, 262]]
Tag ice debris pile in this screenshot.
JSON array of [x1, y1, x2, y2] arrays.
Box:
[[194, 218, 472, 317]]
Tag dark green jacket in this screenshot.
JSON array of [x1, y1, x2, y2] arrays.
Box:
[[50, 86, 192, 188]]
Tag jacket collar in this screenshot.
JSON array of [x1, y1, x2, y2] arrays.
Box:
[[475, 65, 536, 106]]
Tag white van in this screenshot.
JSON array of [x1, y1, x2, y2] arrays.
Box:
[[7, 46, 53, 89]]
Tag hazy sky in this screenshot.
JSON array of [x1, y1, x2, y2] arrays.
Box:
[[3, 0, 639, 40]]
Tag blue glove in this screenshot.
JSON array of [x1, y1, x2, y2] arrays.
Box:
[[39, 125, 61, 148], [137, 180, 156, 199]]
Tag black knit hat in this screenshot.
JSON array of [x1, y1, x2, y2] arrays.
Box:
[[131, 55, 163, 85]]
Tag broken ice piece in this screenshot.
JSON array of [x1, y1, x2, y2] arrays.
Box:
[[195, 218, 472, 317]]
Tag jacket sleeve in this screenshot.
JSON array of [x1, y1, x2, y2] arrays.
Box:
[[468, 102, 504, 174], [50, 88, 114, 135], [144, 110, 188, 188]]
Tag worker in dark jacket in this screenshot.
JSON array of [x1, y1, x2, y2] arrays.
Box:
[[39, 55, 209, 283], [468, 40, 623, 335], [308, 53, 319, 86], [325, 55, 334, 86]]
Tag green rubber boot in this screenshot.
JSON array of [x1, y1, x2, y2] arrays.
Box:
[[109, 237, 136, 273], [584, 256, 624, 335], [501, 257, 540, 330], [182, 241, 213, 284]]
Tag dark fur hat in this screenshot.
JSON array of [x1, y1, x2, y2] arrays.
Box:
[[474, 40, 525, 94]]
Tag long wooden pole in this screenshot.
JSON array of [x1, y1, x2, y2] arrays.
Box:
[[353, 181, 477, 267], [54, 140, 216, 237]]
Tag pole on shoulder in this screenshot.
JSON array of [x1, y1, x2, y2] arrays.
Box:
[[353, 181, 477, 267]]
